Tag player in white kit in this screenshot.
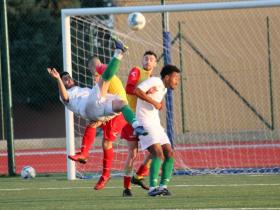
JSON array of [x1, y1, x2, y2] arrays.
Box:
[[134, 64, 181, 196], [47, 37, 147, 137]]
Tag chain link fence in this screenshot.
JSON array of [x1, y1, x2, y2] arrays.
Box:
[[1, 0, 279, 175]]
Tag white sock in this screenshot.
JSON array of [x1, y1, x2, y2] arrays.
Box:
[[149, 187, 156, 192], [113, 49, 123, 60], [159, 185, 167, 190], [132, 120, 139, 129]]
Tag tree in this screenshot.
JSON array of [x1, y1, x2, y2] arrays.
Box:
[[7, 0, 80, 109]]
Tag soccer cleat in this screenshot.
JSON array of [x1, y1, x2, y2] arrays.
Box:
[[133, 126, 148, 137], [111, 36, 128, 53], [68, 152, 88, 164], [148, 187, 163, 197], [122, 188, 133, 197], [161, 188, 172, 196], [94, 176, 111, 190], [131, 176, 149, 190]]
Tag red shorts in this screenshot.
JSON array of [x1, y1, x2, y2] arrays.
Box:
[[100, 114, 127, 141], [121, 123, 138, 142]]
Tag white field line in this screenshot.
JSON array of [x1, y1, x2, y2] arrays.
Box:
[[1, 143, 280, 157], [1, 183, 280, 191]]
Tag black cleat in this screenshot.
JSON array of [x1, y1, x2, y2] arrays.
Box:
[[148, 188, 163, 197], [161, 188, 172, 196], [133, 126, 148, 137], [131, 176, 149, 190], [122, 188, 133, 197]]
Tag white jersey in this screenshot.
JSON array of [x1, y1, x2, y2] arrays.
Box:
[[136, 77, 167, 125], [136, 76, 170, 150], [60, 85, 119, 121], [60, 86, 91, 119]]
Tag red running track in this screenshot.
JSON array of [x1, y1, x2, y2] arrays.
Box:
[[1, 141, 280, 174]]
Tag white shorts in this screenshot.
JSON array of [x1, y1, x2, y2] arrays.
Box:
[[139, 123, 170, 150], [85, 87, 120, 122]]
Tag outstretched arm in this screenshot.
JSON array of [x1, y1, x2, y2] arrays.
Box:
[[47, 68, 69, 102], [134, 87, 162, 110]]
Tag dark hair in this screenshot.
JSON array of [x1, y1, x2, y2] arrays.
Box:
[[59, 71, 70, 78], [143, 51, 157, 60], [160, 64, 180, 79], [87, 54, 99, 65]]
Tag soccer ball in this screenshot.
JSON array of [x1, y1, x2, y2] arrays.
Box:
[[21, 166, 36, 179], [127, 12, 146, 31]]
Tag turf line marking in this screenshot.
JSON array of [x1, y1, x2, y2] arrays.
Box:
[[176, 183, 280, 187], [0, 186, 91, 191], [1, 183, 280, 191]]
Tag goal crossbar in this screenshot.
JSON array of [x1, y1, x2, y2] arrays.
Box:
[[62, 0, 280, 16]]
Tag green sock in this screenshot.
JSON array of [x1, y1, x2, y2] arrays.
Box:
[[102, 57, 120, 81], [160, 157, 174, 186], [121, 105, 136, 125], [149, 158, 162, 187]]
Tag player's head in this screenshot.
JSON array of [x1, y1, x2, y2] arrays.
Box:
[[142, 51, 157, 71], [60, 72, 75, 89], [88, 55, 104, 84], [160, 64, 181, 90]]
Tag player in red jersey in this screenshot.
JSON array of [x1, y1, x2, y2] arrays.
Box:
[[64, 38, 146, 190], [69, 55, 132, 190], [89, 56, 128, 190], [121, 51, 158, 197]]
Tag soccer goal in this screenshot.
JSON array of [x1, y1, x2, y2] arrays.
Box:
[[61, 0, 280, 180]]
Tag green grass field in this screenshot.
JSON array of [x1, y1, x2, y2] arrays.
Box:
[[1, 174, 280, 210]]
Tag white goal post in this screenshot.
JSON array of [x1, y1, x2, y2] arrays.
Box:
[[62, 0, 280, 180]]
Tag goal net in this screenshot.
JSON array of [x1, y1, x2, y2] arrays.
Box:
[[62, 1, 280, 179]]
